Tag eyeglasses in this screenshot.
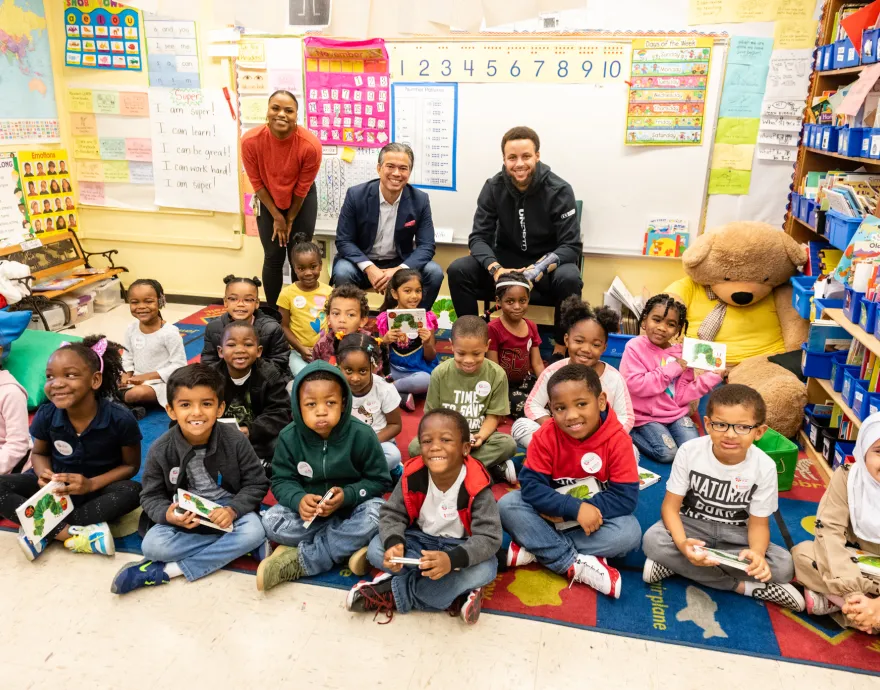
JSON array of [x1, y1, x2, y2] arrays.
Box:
[[708, 421, 759, 435], [226, 296, 257, 305]]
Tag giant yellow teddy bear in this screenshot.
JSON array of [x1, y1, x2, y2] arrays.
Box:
[[664, 222, 809, 438]]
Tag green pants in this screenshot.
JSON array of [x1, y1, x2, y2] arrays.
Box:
[[407, 431, 516, 469]]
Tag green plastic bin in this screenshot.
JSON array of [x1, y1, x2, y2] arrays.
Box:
[[755, 428, 799, 492]]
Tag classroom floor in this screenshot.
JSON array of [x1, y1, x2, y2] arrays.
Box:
[[1, 303, 875, 689]]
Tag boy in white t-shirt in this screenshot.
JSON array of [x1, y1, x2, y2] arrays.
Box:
[[336, 334, 403, 475], [642, 384, 805, 612]]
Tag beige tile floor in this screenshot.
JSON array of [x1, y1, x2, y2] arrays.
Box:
[[1, 303, 875, 689]]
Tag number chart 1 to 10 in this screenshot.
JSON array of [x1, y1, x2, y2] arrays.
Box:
[[389, 42, 631, 85]]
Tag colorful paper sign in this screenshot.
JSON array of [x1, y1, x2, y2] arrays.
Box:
[[63, 0, 143, 71], [18, 149, 78, 236], [145, 18, 201, 88]]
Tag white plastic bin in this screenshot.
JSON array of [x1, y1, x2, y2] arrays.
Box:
[[92, 278, 123, 312], [27, 303, 67, 332], [60, 293, 95, 326]]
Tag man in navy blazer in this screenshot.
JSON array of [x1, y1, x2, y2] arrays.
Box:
[[332, 143, 443, 309]]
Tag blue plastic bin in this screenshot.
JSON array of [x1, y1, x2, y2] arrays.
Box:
[[814, 297, 844, 318], [844, 286, 865, 323], [827, 210, 862, 250], [840, 127, 866, 156], [864, 28, 879, 63], [835, 38, 858, 68], [858, 391, 880, 421], [834, 441, 856, 469], [806, 200, 819, 228], [852, 381, 874, 418], [860, 299, 878, 333], [790, 191, 801, 218], [791, 275, 817, 318], [822, 43, 834, 70], [832, 357, 858, 392], [821, 126, 841, 151], [843, 371, 869, 408], [601, 333, 636, 370], [801, 343, 838, 379]]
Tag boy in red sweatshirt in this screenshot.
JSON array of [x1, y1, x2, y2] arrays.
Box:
[[498, 363, 641, 598]]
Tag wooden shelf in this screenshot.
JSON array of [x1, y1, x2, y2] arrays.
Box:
[[813, 376, 862, 428], [817, 65, 865, 76], [824, 308, 880, 357], [803, 146, 880, 166], [799, 429, 833, 483]]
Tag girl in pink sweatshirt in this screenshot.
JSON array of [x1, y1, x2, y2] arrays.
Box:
[[0, 368, 31, 474], [620, 294, 722, 463]]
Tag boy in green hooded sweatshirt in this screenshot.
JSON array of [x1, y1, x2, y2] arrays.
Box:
[[257, 361, 391, 592]]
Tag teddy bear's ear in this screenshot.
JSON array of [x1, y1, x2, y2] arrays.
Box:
[[682, 231, 715, 269], [778, 232, 807, 268]]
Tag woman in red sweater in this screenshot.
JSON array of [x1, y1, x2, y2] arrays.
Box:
[[242, 90, 322, 312]]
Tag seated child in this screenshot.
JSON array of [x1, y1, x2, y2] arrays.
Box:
[[111, 364, 269, 594], [377, 268, 439, 410], [0, 350, 31, 474], [346, 408, 501, 624], [337, 333, 403, 476], [512, 296, 633, 448], [792, 412, 880, 631], [278, 237, 332, 377], [642, 384, 805, 611], [498, 364, 640, 598], [257, 361, 391, 590], [407, 316, 517, 485], [487, 271, 544, 419], [0, 336, 142, 560], [620, 294, 723, 464], [201, 275, 290, 378], [213, 321, 291, 472], [121, 279, 187, 408], [312, 284, 373, 364]]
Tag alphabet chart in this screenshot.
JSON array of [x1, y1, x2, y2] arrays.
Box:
[[64, 0, 143, 71], [388, 41, 629, 85], [303, 37, 390, 148]]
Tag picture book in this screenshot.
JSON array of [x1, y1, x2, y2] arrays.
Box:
[[553, 477, 603, 531], [176, 489, 232, 533], [638, 468, 662, 490], [646, 217, 688, 234], [848, 549, 880, 579], [682, 338, 726, 371], [16, 481, 73, 542], [693, 545, 751, 571], [643, 230, 688, 257], [32, 278, 83, 292], [807, 321, 852, 352], [386, 308, 427, 339]]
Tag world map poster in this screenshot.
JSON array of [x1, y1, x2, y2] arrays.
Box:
[[0, 0, 60, 145]]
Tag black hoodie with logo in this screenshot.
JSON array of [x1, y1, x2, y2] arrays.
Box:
[[469, 161, 582, 271]]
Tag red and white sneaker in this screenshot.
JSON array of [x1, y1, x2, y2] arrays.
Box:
[[458, 587, 484, 625], [804, 589, 840, 616], [567, 555, 621, 599], [507, 541, 536, 567]]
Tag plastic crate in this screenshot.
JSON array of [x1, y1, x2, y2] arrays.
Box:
[[813, 297, 844, 319], [843, 286, 865, 323], [860, 299, 878, 333], [821, 428, 839, 464], [864, 28, 879, 63], [755, 428, 799, 492], [832, 360, 859, 392], [807, 412, 832, 449], [843, 371, 869, 408], [602, 333, 636, 361], [839, 127, 866, 156], [834, 441, 856, 469], [826, 210, 862, 250], [801, 343, 837, 379]]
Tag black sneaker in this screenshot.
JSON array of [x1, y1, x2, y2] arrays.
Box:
[[128, 405, 147, 421], [345, 573, 396, 622], [750, 582, 806, 612]]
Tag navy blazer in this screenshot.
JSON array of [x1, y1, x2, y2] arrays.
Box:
[[334, 179, 435, 271]]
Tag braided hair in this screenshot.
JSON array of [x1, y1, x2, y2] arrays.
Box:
[[639, 293, 688, 336], [336, 332, 383, 369], [223, 274, 262, 291], [57, 334, 124, 400], [559, 295, 620, 339], [291, 235, 321, 260]]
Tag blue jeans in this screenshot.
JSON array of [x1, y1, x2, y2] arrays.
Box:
[[261, 498, 382, 576], [631, 415, 699, 464], [390, 366, 431, 395], [141, 510, 266, 582], [382, 441, 402, 471], [366, 530, 498, 613], [498, 490, 642, 574], [331, 258, 444, 310]]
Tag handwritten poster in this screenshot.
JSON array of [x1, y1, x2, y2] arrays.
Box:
[[0, 153, 31, 246], [148, 88, 239, 213], [234, 37, 304, 136], [718, 36, 773, 119], [626, 37, 712, 146], [304, 37, 390, 147], [64, 0, 143, 71], [144, 17, 201, 88], [18, 149, 78, 236]]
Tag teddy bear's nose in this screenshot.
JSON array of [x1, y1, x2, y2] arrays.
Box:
[[731, 292, 753, 305]]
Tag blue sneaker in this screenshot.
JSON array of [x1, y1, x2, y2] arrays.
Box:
[[111, 558, 170, 595], [17, 529, 48, 562], [251, 539, 273, 563], [390, 465, 403, 484]]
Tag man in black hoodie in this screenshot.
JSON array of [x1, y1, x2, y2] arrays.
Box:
[[447, 126, 583, 354]]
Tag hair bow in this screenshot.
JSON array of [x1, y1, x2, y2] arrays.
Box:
[[60, 337, 108, 373]]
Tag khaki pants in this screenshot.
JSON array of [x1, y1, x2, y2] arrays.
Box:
[[408, 431, 516, 469]]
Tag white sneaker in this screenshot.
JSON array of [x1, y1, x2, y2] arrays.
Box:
[[501, 459, 517, 484], [804, 589, 840, 616], [65, 522, 115, 556], [749, 582, 806, 612], [567, 554, 621, 599], [17, 529, 47, 562], [507, 541, 536, 567], [642, 558, 674, 584]]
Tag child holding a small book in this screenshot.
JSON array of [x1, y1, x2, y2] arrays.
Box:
[[0, 336, 142, 561], [257, 361, 391, 590], [620, 294, 723, 463], [792, 413, 880, 632], [642, 385, 805, 611], [112, 364, 269, 595], [499, 364, 641, 598], [487, 271, 544, 419], [346, 408, 501, 624]]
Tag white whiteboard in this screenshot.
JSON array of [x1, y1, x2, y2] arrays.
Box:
[[405, 45, 725, 254]]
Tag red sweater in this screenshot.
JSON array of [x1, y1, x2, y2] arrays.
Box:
[[241, 125, 322, 209]]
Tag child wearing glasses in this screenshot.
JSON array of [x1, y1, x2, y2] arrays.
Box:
[[642, 384, 805, 612], [201, 275, 291, 379]]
